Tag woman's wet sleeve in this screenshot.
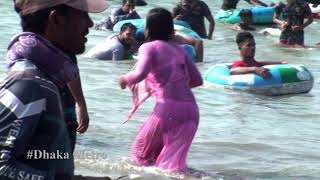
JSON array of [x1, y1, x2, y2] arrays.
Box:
[[123, 44, 154, 85]]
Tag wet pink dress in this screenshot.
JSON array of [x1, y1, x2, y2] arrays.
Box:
[[123, 40, 203, 171]]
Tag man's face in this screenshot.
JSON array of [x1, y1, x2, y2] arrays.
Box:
[[120, 28, 136, 45], [239, 38, 255, 59], [123, 2, 135, 12], [60, 8, 93, 55]]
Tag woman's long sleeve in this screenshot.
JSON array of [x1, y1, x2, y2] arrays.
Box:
[[123, 44, 153, 86]]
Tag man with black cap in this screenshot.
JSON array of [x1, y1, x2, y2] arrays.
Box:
[[0, 0, 110, 179]]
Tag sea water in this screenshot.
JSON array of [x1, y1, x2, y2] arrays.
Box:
[[0, 0, 319, 179]]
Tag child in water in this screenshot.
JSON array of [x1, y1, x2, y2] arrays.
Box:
[[232, 9, 256, 31], [119, 8, 203, 171], [231, 32, 287, 79]]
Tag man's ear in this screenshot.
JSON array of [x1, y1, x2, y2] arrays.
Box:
[[44, 10, 67, 41], [47, 10, 66, 29]]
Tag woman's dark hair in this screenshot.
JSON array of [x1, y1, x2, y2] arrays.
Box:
[[14, 3, 72, 34], [120, 23, 137, 32], [145, 8, 173, 41], [236, 32, 254, 45]]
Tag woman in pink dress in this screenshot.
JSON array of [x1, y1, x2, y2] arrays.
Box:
[[119, 7, 203, 172]]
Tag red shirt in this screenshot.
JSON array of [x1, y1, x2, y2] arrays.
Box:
[[231, 59, 263, 70]]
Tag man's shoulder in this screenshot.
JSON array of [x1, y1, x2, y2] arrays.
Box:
[[4, 60, 58, 91], [108, 35, 123, 47]]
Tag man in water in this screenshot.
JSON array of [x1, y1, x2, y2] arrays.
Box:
[[231, 32, 286, 79], [86, 23, 138, 60], [232, 9, 256, 31], [0, 0, 110, 179], [95, 0, 141, 30], [173, 0, 215, 39]]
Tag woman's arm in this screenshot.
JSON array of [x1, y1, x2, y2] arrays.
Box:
[[120, 44, 153, 88]]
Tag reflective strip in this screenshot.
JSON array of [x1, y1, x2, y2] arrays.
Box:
[[9, 60, 37, 71], [0, 89, 46, 119]]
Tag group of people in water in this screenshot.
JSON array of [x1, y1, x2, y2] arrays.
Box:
[[0, 0, 318, 179], [87, 0, 318, 62]]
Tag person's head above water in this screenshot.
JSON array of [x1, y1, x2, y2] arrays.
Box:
[[239, 9, 253, 25], [119, 23, 137, 46], [236, 32, 256, 60], [13, 0, 109, 55], [122, 0, 136, 12], [145, 7, 174, 41]]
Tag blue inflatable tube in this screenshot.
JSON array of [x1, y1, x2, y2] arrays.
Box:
[[173, 20, 191, 29], [182, 44, 196, 62], [113, 19, 145, 32], [251, 7, 275, 24], [215, 6, 275, 24], [204, 63, 314, 95]]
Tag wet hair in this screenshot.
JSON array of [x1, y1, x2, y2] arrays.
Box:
[[122, 0, 135, 5], [145, 8, 173, 41], [236, 32, 254, 45], [120, 23, 137, 33], [275, 2, 286, 13], [239, 9, 252, 18], [13, 2, 72, 34]]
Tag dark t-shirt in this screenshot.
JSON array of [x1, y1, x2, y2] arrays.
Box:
[[275, 1, 311, 45], [173, 0, 212, 38], [275, 1, 311, 27], [221, 0, 240, 10]]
